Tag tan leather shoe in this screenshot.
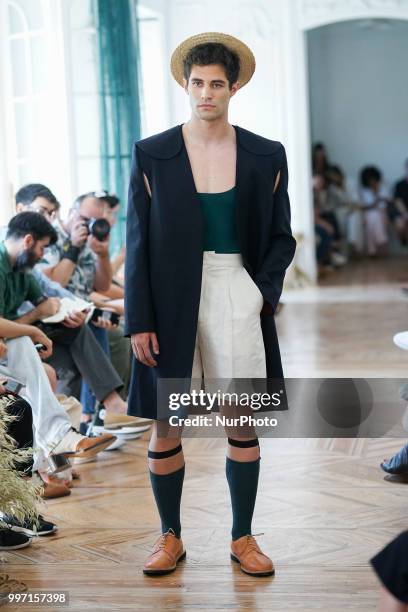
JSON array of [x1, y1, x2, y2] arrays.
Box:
[[38, 471, 73, 489], [28, 473, 71, 499], [41, 480, 71, 499], [231, 535, 275, 577], [103, 412, 151, 430], [51, 428, 116, 460], [143, 529, 186, 575]]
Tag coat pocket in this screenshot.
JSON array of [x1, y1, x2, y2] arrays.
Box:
[[241, 268, 264, 312]]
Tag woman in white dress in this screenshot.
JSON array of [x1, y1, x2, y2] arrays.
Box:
[[359, 166, 389, 256]]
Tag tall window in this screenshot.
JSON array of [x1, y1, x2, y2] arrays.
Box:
[[5, 0, 74, 209], [6, 0, 49, 188], [138, 5, 169, 137], [66, 1, 167, 198], [4, 0, 168, 215], [67, 0, 101, 196]]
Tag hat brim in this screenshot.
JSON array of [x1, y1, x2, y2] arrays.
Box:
[[170, 32, 255, 89]]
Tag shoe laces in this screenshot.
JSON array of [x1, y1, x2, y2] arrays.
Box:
[[246, 533, 264, 554], [157, 528, 175, 549]]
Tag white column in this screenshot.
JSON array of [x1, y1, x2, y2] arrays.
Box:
[[280, 0, 317, 281]]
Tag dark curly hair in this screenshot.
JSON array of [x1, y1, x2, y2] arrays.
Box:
[[183, 43, 240, 88], [360, 166, 382, 188], [6, 211, 58, 244], [15, 183, 60, 210]]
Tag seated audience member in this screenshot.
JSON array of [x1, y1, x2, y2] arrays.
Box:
[[0, 184, 73, 300], [327, 167, 365, 256], [0, 376, 59, 544], [95, 192, 131, 400], [15, 183, 59, 221], [393, 158, 408, 245], [37, 191, 112, 300], [313, 174, 342, 244], [371, 531, 408, 611], [0, 212, 137, 430], [313, 184, 335, 275], [326, 165, 354, 247], [359, 166, 389, 256], [313, 175, 348, 271], [0, 310, 115, 470], [1, 337, 76, 499], [37, 192, 133, 424], [12, 186, 113, 420]]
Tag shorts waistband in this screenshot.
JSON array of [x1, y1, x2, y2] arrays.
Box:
[[203, 251, 243, 268]]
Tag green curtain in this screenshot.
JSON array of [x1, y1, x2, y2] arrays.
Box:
[[92, 0, 141, 254]]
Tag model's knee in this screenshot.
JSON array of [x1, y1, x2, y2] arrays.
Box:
[[227, 437, 260, 461], [148, 442, 184, 475]]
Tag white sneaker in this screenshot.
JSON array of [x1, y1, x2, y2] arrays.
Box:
[[104, 437, 126, 451], [393, 332, 408, 350], [331, 251, 347, 266], [113, 432, 142, 441], [101, 411, 151, 429], [93, 424, 150, 435], [51, 428, 116, 459]]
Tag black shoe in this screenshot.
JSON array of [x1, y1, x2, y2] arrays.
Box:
[[1, 514, 57, 537], [0, 527, 32, 550], [381, 444, 408, 475], [93, 404, 105, 427], [79, 421, 92, 436]]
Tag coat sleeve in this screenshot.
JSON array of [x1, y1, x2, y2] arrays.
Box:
[[124, 144, 156, 335], [254, 145, 297, 313]]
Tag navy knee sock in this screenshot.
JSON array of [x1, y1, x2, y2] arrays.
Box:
[[226, 456, 260, 541], [149, 465, 185, 538]]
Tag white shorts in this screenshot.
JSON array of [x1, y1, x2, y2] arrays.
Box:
[[191, 252, 266, 386]]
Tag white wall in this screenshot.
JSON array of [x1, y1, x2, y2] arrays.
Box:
[[308, 19, 408, 190]]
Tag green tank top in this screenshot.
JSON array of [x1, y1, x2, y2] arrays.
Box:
[[197, 186, 240, 253]]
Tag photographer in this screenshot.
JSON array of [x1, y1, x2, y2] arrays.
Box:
[[36, 193, 131, 428], [1, 212, 137, 432], [38, 192, 112, 304]]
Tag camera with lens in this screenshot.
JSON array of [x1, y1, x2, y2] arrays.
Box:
[[84, 218, 111, 242]]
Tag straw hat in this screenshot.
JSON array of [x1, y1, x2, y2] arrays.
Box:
[[170, 32, 255, 88]]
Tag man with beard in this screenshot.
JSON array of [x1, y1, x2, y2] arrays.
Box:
[[0, 212, 138, 452], [11, 185, 138, 432]]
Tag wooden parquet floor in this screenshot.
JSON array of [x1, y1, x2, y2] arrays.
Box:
[[1, 258, 408, 611]]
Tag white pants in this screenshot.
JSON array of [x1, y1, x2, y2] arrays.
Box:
[[191, 252, 266, 384], [364, 209, 388, 255], [5, 336, 71, 466]]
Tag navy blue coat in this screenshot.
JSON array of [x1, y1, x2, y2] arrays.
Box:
[[124, 124, 296, 419]]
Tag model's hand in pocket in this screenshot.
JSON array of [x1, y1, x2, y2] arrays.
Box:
[[131, 332, 160, 367]]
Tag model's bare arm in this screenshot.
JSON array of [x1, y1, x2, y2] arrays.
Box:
[[273, 170, 281, 193], [131, 332, 159, 367]]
